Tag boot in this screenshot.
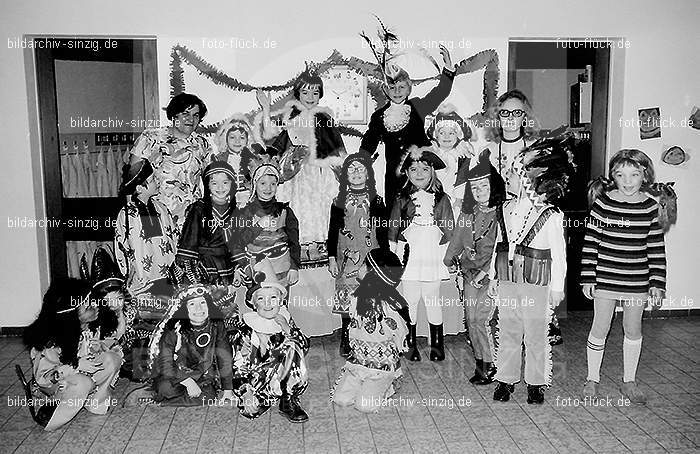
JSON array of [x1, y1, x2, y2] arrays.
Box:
[[473, 362, 496, 386], [493, 381, 515, 402], [429, 323, 445, 361], [469, 359, 484, 384], [278, 393, 309, 423], [527, 384, 545, 404], [406, 324, 421, 362], [339, 317, 351, 357]]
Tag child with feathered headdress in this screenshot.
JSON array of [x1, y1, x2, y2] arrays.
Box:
[[22, 278, 124, 430], [213, 114, 263, 206], [149, 284, 234, 406], [358, 17, 456, 204], [227, 153, 301, 293], [486, 128, 575, 405]]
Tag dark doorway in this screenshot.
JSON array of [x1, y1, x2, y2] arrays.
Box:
[[508, 39, 612, 311], [33, 37, 159, 280]]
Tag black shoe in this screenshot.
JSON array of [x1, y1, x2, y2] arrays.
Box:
[[16, 364, 57, 427], [473, 362, 496, 386], [469, 359, 484, 384], [493, 381, 514, 402], [527, 385, 545, 404], [339, 317, 351, 357], [407, 324, 421, 362], [429, 323, 445, 361], [278, 395, 309, 423]]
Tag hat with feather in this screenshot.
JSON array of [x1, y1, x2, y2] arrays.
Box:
[[359, 15, 411, 85], [459, 149, 506, 213], [398, 145, 446, 175]]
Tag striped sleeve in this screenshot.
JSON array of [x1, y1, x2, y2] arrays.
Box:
[[580, 201, 602, 285], [647, 205, 667, 291]]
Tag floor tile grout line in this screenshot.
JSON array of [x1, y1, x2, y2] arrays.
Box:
[[426, 339, 490, 453], [149, 406, 177, 453], [0, 345, 32, 397], [321, 336, 344, 454], [193, 403, 210, 454], [120, 404, 148, 454], [399, 347, 454, 452]]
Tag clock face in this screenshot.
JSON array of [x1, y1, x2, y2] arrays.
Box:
[[320, 66, 368, 124]]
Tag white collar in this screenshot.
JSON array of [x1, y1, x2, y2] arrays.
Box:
[[243, 307, 291, 334]]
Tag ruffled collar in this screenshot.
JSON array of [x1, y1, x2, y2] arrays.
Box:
[[243, 307, 291, 334], [383, 102, 411, 132]]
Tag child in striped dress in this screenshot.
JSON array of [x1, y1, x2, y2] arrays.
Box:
[[581, 149, 667, 404]]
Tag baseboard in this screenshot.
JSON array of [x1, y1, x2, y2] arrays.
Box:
[[0, 326, 25, 337], [644, 308, 700, 318], [1, 309, 698, 337]]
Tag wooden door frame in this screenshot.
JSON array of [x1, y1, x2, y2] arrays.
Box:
[[507, 37, 625, 174], [28, 35, 159, 281]]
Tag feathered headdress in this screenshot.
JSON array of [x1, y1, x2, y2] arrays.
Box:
[[147, 284, 214, 371], [247, 149, 290, 201], [214, 114, 257, 154], [359, 15, 409, 85], [514, 126, 577, 207]]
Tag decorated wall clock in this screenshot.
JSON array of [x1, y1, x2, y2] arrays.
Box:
[[320, 65, 368, 124]]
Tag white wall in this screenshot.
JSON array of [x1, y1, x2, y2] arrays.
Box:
[[1, 0, 698, 326]]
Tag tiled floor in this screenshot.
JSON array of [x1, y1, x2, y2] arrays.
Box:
[[1, 312, 698, 453]]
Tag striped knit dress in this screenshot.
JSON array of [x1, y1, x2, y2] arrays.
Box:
[[581, 191, 666, 298]]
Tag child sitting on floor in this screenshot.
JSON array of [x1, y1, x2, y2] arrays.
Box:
[[331, 248, 410, 413]]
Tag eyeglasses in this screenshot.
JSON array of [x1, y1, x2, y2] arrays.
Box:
[[498, 109, 525, 118], [347, 164, 367, 174]]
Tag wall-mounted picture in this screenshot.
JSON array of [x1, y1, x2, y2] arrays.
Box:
[[638, 107, 661, 139], [662, 145, 690, 166], [689, 106, 700, 131]]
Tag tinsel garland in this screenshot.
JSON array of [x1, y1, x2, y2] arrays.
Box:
[[169, 45, 500, 135], [453, 49, 500, 113], [169, 49, 185, 98]]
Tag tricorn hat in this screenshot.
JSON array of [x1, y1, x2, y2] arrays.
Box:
[[398, 146, 446, 175]]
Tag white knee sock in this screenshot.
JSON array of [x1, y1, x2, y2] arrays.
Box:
[[586, 334, 606, 382], [623, 336, 642, 383]]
